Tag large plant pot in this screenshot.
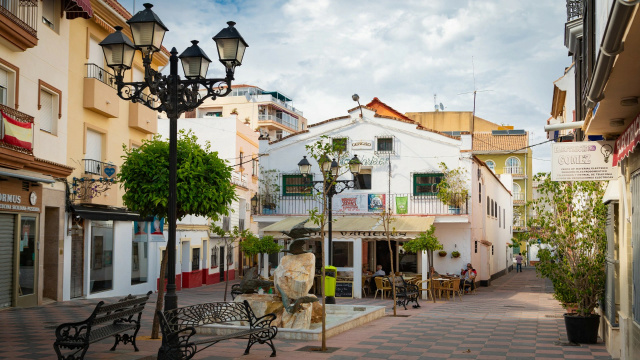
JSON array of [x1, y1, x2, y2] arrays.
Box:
[[564, 313, 600, 344]]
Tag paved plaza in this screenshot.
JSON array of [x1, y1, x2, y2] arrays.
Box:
[[0, 268, 612, 360]]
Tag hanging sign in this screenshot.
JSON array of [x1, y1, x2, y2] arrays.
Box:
[[551, 141, 615, 181], [613, 111, 640, 166]]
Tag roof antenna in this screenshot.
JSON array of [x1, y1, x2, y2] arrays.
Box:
[[352, 94, 364, 118], [434, 94, 445, 112], [458, 56, 492, 133]]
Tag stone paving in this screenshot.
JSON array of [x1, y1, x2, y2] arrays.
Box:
[[0, 268, 612, 359]]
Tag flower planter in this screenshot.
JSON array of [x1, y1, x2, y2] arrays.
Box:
[[438, 251, 447, 257], [448, 207, 461, 214], [564, 313, 600, 344], [451, 251, 460, 258]]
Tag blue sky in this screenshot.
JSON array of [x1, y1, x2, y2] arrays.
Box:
[[117, 0, 571, 173]]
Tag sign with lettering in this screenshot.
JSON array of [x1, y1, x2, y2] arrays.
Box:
[[332, 194, 367, 213], [613, 111, 640, 166], [335, 281, 353, 298], [0, 178, 41, 213], [351, 140, 372, 150], [338, 156, 388, 167], [551, 141, 616, 181]]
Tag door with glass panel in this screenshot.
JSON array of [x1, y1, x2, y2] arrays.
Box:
[[16, 215, 38, 307]]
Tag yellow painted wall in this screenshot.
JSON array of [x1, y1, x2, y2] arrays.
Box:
[[405, 111, 499, 132]]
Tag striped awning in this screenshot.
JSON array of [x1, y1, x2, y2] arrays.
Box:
[[262, 215, 435, 240], [64, 0, 93, 19]]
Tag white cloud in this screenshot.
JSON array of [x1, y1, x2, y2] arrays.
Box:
[[117, 0, 570, 172]]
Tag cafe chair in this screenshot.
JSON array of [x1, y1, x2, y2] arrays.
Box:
[[362, 276, 370, 297], [444, 278, 462, 301], [433, 278, 447, 299], [464, 277, 477, 295], [418, 279, 434, 301], [374, 276, 392, 299]]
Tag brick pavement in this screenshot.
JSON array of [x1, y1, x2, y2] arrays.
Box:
[[0, 268, 613, 359]]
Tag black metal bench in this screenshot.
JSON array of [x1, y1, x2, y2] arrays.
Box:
[[157, 300, 278, 359], [387, 276, 420, 310], [53, 291, 152, 360]]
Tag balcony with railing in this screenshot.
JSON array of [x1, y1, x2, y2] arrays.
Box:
[[0, 103, 34, 155], [252, 193, 469, 216], [84, 63, 120, 117], [513, 219, 526, 231], [231, 171, 248, 188], [258, 114, 299, 131], [0, 0, 38, 50], [503, 166, 524, 176], [566, 0, 582, 22], [254, 94, 303, 116], [513, 192, 525, 203]]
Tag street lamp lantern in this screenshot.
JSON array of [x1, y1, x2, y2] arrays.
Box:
[[318, 154, 331, 173], [250, 194, 258, 209], [99, 26, 135, 76], [99, 3, 247, 313], [179, 40, 211, 79], [126, 3, 168, 56], [330, 159, 339, 177], [212, 21, 248, 71], [297, 156, 312, 175], [348, 154, 362, 175]]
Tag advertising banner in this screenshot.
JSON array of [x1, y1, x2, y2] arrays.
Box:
[[613, 112, 640, 166], [332, 194, 368, 213], [396, 196, 408, 214], [368, 194, 386, 212], [551, 141, 615, 181], [133, 221, 149, 242], [150, 216, 165, 242]]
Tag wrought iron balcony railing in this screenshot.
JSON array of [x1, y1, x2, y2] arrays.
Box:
[[86, 63, 117, 89], [567, 0, 583, 22], [0, 0, 38, 37], [251, 192, 469, 216]]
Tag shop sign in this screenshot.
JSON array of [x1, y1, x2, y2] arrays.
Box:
[[332, 194, 367, 213], [351, 140, 372, 150], [551, 141, 615, 181], [613, 112, 640, 166], [337, 155, 388, 167], [0, 178, 41, 212]]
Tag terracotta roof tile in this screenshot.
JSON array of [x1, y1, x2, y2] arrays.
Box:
[[472, 132, 528, 152]]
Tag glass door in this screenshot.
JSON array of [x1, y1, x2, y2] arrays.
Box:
[[17, 215, 37, 307]]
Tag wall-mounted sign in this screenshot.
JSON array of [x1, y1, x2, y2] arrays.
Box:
[[338, 156, 388, 167], [613, 111, 640, 166], [0, 178, 41, 213], [351, 140, 372, 150], [551, 141, 616, 181]]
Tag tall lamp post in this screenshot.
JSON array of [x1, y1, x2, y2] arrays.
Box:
[[99, 3, 248, 311], [297, 154, 362, 265]]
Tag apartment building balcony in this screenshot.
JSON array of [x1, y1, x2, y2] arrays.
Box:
[[0, 0, 38, 51], [566, 0, 582, 22], [83, 64, 120, 118], [129, 93, 157, 134], [252, 193, 469, 216], [513, 219, 526, 232], [231, 171, 248, 188], [71, 159, 118, 206], [503, 166, 525, 177], [254, 94, 303, 116], [513, 192, 525, 204], [258, 114, 299, 132]]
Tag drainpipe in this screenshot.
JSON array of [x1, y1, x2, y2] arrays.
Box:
[[585, 0, 640, 108]]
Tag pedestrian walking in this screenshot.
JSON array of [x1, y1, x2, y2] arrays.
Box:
[[515, 253, 523, 272]]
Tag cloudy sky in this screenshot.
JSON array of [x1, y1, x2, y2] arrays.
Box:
[[118, 0, 571, 173]]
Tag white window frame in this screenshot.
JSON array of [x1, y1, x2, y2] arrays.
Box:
[[505, 157, 522, 174]]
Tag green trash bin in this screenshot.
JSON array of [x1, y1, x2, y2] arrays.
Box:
[[324, 266, 337, 304]]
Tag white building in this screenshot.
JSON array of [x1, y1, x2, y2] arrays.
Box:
[[254, 103, 513, 298]]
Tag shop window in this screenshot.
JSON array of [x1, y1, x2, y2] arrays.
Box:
[[282, 174, 311, 196], [413, 173, 443, 195], [333, 242, 353, 267], [355, 167, 372, 190], [18, 216, 37, 296], [90, 220, 114, 293]]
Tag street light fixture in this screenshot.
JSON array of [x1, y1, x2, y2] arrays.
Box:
[[297, 154, 361, 266], [99, 3, 248, 312]]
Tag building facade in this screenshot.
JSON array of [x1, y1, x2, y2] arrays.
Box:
[[63, 0, 168, 301], [254, 102, 512, 298], [0, 0, 87, 308]]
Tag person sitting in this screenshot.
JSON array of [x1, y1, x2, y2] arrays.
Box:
[[460, 263, 477, 292], [369, 265, 386, 293], [427, 265, 440, 279]]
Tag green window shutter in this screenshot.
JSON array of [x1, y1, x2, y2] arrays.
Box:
[[282, 174, 312, 196], [413, 173, 443, 195]]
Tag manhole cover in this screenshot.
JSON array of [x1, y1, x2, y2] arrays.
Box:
[[296, 346, 340, 353]]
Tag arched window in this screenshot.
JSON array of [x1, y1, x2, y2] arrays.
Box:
[[485, 160, 496, 172], [505, 157, 521, 174], [513, 183, 522, 201]]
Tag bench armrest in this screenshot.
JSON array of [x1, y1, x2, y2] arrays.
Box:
[[252, 313, 277, 329], [55, 320, 90, 342]]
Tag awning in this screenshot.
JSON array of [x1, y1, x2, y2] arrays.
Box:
[[262, 216, 435, 240], [71, 204, 152, 221], [0, 167, 54, 183], [64, 0, 93, 19]]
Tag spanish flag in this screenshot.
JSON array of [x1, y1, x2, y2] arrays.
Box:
[[1, 111, 32, 151]]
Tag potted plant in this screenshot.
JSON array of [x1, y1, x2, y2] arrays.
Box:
[[526, 174, 607, 344], [438, 250, 447, 257], [451, 250, 460, 258], [436, 162, 469, 213]]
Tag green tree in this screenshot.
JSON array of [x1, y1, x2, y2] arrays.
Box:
[[403, 224, 442, 303], [118, 129, 236, 220], [525, 173, 607, 316], [239, 234, 281, 258], [436, 162, 469, 209], [118, 129, 236, 338]]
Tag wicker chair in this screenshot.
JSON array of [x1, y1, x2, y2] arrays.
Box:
[[418, 279, 435, 302], [374, 276, 392, 299], [463, 277, 477, 294], [443, 278, 462, 301], [362, 276, 370, 297]]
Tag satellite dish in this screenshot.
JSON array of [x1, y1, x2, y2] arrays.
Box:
[[439, 103, 444, 111], [245, 92, 252, 102]]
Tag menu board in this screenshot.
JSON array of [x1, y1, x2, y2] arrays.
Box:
[[335, 281, 353, 298]]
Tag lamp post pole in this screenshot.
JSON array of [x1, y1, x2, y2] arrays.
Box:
[[99, 3, 248, 312], [327, 182, 334, 265]]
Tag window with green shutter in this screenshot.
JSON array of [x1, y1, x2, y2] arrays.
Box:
[[282, 174, 312, 196], [413, 173, 443, 195]]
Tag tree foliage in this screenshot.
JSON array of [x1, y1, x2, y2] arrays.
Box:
[[239, 234, 281, 256], [525, 173, 607, 316], [403, 224, 442, 279], [118, 129, 236, 220], [436, 162, 469, 208]]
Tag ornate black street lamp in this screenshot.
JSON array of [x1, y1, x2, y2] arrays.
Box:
[[99, 3, 248, 312], [297, 154, 362, 265]]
